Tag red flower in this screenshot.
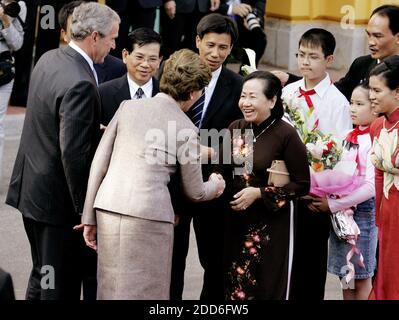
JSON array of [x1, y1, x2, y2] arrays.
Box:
[[323, 140, 335, 155]]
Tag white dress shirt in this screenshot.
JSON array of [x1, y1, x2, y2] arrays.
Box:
[[201, 65, 222, 122], [127, 75, 153, 99], [282, 73, 352, 139]]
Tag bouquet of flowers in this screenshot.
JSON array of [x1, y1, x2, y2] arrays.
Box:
[[283, 96, 364, 283], [283, 97, 361, 198]]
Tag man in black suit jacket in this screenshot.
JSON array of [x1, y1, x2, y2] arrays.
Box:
[[5, 3, 120, 300], [99, 28, 162, 126], [170, 13, 243, 300], [275, 4, 399, 101], [57, 1, 127, 85]]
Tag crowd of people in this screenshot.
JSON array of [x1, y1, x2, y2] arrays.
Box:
[[1, 0, 399, 301]]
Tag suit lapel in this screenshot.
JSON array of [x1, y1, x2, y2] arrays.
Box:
[[152, 77, 160, 96], [201, 67, 230, 128], [113, 75, 131, 106], [63, 45, 97, 87]]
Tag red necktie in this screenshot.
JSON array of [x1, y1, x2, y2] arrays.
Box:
[[298, 87, 316, 111], [345, 126, 370, 145]]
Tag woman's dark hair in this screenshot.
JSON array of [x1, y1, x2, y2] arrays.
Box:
[[369, 55, 399, 90], [243, 71, 284, 119]]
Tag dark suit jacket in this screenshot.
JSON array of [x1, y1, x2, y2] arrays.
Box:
[[287, 54, 377, 101], [0, 269, 15, 301], [99, 75, 160, 126], [176, 0, 213, 13], [6, 46, 101, 226], [94, 54, 127, 85]]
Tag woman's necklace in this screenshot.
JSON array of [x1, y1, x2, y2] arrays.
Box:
[[383, 117, 399, 133], [250, 119, 276, 143]]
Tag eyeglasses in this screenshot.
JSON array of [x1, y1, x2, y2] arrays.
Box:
[[295, 52, 324, 62], [131, 54, 160, 65]]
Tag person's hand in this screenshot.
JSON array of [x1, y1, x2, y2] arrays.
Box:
[[230, 187, 260, 211], [209, 0, 220, 11], [73, 223, 84, 232], [311, 197, 331, 213], [200, 145, 215, 162], [232, 3, 252, 18], [83, 225, 97, 251], [164, 1, 176, 19], [209, 173, 225, 197], [270, 70, 289, 87]]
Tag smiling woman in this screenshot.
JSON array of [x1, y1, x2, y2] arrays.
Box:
[[214, 70, 310, 300], [369, 55, 399, 300]]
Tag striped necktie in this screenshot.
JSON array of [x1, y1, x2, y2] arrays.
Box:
[[135, 87, 144, 99], [187, 90, 205, 127]]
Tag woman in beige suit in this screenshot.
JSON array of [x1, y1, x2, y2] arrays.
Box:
[[82, 49, 225, 300]]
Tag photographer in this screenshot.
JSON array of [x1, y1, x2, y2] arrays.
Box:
[[219, 0, 267, 67], [0, 0, 25, 179]]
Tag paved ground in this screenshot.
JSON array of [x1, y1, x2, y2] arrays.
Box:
[[0, 63, 344, 300]]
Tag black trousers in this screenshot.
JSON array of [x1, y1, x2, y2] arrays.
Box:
[[170, 201, 225, 300], [22, 216, 97, 300], [288, 200, 331, 300], [0, 268, 15, 300]]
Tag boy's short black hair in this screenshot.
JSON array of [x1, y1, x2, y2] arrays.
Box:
[[127, 27, 162, 54], [371, 5, 399, 35], [196, 13, 238, 45], [298, 28, 336, 57], [58, 0, 84, 31]]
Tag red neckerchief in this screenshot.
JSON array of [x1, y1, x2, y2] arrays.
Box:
[[298, 87, 318, 130], [345, 126, 370, 144], [298, 87, 316, 111]]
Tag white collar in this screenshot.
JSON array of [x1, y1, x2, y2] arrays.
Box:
[[68, 41, 95, 72], [298, 73, 332, 99], [127, 75, 153, 99]]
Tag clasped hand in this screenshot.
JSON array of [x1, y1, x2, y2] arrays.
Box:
[[230, 187, 261, 211], [209, 173, 225, 197]]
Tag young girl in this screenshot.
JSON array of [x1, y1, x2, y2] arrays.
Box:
[[313, 83, 378, 300]]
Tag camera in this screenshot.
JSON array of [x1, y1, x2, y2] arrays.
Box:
[[0, 0, 21, 18], [245, 9, 261, 31]]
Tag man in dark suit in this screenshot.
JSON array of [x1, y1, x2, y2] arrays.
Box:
[[160, 0, 220, 59], [170, 13, 243, 300], [99, 27, 162, 126], [58, 1, 127, 85], [5, 2, 120, 300], [273, 4, 399, 101]]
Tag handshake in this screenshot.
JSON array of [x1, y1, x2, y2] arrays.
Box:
[[209, 173, 226, 198]]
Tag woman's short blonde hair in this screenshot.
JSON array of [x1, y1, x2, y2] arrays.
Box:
[[160, 49, 212, 101]]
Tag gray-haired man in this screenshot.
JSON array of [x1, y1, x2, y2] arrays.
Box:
[[6, 2, 119, 300]]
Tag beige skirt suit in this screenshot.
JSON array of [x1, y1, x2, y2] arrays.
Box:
[[82, 93, 219, 299]]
